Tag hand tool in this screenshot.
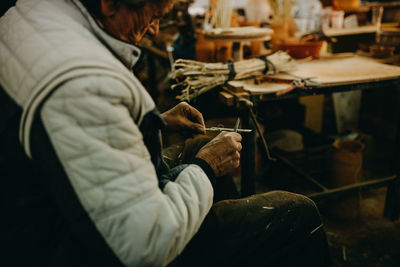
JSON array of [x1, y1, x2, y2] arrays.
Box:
[[205, 127, 252, 133], [233, 117, 240, 132]]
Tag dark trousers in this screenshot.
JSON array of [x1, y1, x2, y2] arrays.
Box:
[[165, 135, 332, 267], [174, 191, 331, 267]]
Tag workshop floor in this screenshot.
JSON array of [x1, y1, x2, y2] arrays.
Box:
[[227, 161, 398, 267], [250, 178, 400, 267], [322, 188, 400, 267], [249, 139, 400, 267]]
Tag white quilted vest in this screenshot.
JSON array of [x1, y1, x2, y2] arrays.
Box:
[[0, 0, 155, 157]]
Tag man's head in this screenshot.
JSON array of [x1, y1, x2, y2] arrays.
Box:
[[81, 0, 174, 44]]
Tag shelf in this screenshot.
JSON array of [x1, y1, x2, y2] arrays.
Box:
[[365, 1, 400, 8], [341, 6, 371, 13], [323, 25, 378, 37]]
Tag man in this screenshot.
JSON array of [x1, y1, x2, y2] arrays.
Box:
[[0, 0, 331, 266]]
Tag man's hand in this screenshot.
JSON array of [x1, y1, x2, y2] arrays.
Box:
[[161, 102, 206, 134], [196, 132, 242, 177]]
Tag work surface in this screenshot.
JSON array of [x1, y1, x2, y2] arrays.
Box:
[[227, 55, 400, 95]]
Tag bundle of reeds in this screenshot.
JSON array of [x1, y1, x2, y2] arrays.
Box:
[[172, 51, 296, 101]]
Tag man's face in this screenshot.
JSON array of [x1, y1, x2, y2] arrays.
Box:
[[99, 0, 174, 44]]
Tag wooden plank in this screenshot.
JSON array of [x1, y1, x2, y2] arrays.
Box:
[[227, 80, 293, 95], [219, 91, 235, 106], [218, 88, 250, 106], [282, 55, 400, 86], [366, 1, 400, 8], [204, 27, 273, 41], [227, 55, 400, 95], [323, 25, 377, 37]]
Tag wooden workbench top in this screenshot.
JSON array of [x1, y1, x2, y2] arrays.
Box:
[[227, 55, 400, 95]]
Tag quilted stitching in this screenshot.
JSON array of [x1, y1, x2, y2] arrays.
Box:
[[41, 75, 213, 266], [0, 1, 214, 266]]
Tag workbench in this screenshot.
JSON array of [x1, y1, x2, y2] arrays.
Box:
[[221, 55, 400, 220]]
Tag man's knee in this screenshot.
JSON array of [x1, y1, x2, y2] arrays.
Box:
[[258, 190, 321, 222]]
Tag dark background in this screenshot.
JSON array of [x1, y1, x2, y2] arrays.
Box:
[[1, 0, 17, 17]]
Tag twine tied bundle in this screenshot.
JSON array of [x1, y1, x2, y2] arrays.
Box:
[[171, 51, 296, 101]]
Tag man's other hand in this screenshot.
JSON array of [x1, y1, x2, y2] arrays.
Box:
[[195, 132, 242, 177], [162, 102, 206, 134]]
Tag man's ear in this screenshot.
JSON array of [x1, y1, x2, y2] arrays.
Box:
[[100, 0, 117, 17]]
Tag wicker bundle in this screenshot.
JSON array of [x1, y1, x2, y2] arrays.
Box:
[[172, 51, 296, 101]]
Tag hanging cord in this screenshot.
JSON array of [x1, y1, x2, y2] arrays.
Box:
[[249, 107, 277, 162], [237, 97, 276, 162]]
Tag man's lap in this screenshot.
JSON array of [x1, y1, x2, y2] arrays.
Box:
[[164, 135, 331, 267]]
